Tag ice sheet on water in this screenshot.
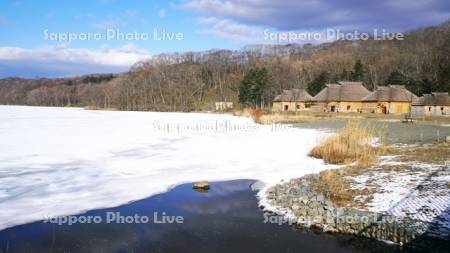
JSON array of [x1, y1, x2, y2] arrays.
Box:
[[0, 106, 332, 231]]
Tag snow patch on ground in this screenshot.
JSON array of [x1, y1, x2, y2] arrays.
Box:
[[0, 106, 333, 231], [350, 155, 450, 237], [366, 172, 427, 212]]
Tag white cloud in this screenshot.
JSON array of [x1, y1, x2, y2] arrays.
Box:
[[197, 17, 265, 43], [180, 0, 450, 32], [0, 44, 152, 77], [180, 0, 327, 30]]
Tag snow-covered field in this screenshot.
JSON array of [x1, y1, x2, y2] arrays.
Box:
[[0, 106, 332, 231]]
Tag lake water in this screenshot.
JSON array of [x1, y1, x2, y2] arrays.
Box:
[[293, 119, 450, 144], [0, 180, 411, 253]]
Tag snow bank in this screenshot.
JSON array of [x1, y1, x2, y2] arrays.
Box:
[[0, 106, 331, 231]]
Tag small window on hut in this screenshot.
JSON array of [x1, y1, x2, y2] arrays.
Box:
[[429, 107, 432, 112], [284, 105, 289, 111], [347, 105, 351, 110], [296, 104, 300, 109]]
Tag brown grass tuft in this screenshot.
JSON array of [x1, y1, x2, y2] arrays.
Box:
[[309, 121, 385, 165], [233, 108, 263, 123], [313, 167, 374, 208], [257, 113, 315, 124], [250, 108, 263, 123]]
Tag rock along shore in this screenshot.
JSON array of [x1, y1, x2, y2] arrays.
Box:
[[261, 174, 448, 252]]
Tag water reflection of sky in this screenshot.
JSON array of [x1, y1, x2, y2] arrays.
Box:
[[0, 180, 407, 253]]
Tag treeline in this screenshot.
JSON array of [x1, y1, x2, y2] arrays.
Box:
[[0, 22, 449, 111]]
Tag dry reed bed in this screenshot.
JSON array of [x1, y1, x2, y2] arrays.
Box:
[[309, 121, 386, 166], [257, 113, 315, 124], [309, 121, 387, 207]]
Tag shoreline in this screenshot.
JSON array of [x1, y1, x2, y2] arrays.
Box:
[[3, 104, 450, 125], [255, 127, 449, 251], [258, 170, 449, 251]]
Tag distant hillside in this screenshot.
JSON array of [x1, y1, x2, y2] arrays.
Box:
[[141, 43, 326, 66], [0, 74, 116, 106], [0, 22, 449, 111]]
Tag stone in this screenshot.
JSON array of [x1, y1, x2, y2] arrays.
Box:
[[316, 194, 325, 203], [261, 173, 431, 246], [299, 196, 309, 204], [193, 181, 210, 191], [286, 188, 298, 195], [324, 200, 334, 209], [317, 206, 326, 215], [292, 204, 301, 211], [266, 187, 276, 194], [308, 209, 319, 216]]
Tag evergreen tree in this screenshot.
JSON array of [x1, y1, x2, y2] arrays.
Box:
[[384, 70, 446, 96], [436, 31, 450, 93], [437, 62, 450, 92], [350, 60, 364, 81], [385, 70, 407, 85], [307, 71, 329, 96], [239, 68, 269, 107], [419, 78, 440, 95]]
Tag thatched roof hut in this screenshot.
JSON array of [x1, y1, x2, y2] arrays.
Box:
[[362, 85, 418, 102], [413, 92, 450, 106], [273, 89, 313, 102], [313, 81, 371, 102], [412, 92, 450, 117]]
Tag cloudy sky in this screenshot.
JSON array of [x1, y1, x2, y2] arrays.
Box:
[[0, 0, 449, 78]]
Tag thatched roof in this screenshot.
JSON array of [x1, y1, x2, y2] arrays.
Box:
[[362, 85, 418, 102], [273, 89, 313, 102], [413, 92, 450, 106], [313, 81, 370, 102]]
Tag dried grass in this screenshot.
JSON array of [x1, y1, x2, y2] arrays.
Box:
[[387, 142, 450, 164], [309, 121, 386, 166], [257, 113, 315, 124], [233, 108, 263, 123], [313, 138, 448, 208], [313, 167, 374, 208], [251, 108, 263, 123], [84, 105, 117, 111]]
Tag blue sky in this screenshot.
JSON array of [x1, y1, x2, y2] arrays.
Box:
[[0, 0, 237, 52], [0, 0, 449, 78]]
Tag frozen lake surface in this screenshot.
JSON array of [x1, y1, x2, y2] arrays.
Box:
[[0, 106, 331, 231]]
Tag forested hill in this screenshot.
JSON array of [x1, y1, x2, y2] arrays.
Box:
[[0, 22, 449, 111]]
